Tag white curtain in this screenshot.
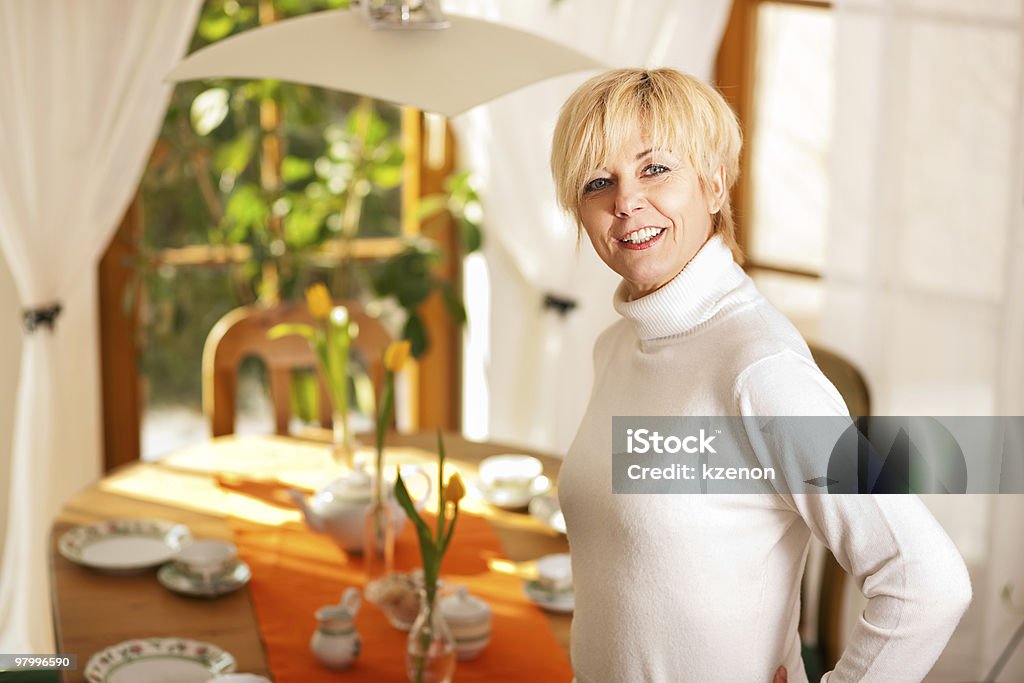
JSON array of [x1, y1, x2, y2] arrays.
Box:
[[0, 0, 201, 652], [445, 0, 734, 454], [825, 1, 1024, 678]]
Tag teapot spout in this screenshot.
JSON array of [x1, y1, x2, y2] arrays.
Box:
[[288, 489, 325, 532]]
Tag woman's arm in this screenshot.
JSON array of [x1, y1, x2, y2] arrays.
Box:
[[736, 350, 972, 682]]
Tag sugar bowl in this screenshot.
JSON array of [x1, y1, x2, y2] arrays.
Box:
[[439, 586, 492, 661]]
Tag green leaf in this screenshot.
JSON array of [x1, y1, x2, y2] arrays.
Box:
[[375, 377, 394, 462], [283, 207, 323, 249], [372, 248, 436, 309], [439, 282, 467, 325], [213, 131, 256, 176], [190, 88, 230, 136], [440, 504, 460, 558], [395, 472, 437, 569], [222, 184, 269, 242], [444, 170, 472, 197], [267, 323, 315, 341], [369, 162, 402, 189], [459, 216, 483, 253], [415, 194, 449, 222], [282, 156, 314, 184], [403, 312, 429, 358], [198, 14, 234, 41]]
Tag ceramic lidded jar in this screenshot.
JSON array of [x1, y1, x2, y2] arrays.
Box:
[[439, 586, 492, 661], [311, 587, 362, 670]]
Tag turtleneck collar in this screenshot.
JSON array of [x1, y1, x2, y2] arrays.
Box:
[[612, 234, 748, 341]]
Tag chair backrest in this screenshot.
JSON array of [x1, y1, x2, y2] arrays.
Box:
[[202, 301, 392, 437], [809, 343, 871, 418], [804, 343, 871, 672]]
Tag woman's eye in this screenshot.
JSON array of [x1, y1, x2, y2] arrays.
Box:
[[644, 164, 669, 176], [583, 177, 611, 193]]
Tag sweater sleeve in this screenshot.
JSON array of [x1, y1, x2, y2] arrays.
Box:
[[735, 350, 972, 683]]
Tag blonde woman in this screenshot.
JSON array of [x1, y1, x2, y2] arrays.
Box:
[[551, 68, 971, 683]]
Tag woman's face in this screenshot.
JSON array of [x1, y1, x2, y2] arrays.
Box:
[[578, 129, 725, 300]]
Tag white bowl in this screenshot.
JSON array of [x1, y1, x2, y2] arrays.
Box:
[[173, 539, 238, 581], [536, 553, 573, 593], [478, 454, 543, 492]]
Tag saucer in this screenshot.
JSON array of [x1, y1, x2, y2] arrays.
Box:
[[158, 560, 251, 598], [472, 475, 551, 510], [523, 579, 574, 614]]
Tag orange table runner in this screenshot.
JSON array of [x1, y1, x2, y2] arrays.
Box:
[[230, 511, 573, 682]]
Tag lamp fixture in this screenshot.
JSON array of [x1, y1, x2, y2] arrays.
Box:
[[362, 0, 449, 30], [166, 4, 605, 117]]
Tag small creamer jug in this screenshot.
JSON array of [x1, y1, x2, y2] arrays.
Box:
[[311, 587, 362, 670]]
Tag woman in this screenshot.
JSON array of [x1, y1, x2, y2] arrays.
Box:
[[551, 68, 971, 683]]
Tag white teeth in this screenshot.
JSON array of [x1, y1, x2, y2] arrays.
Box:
[[622, 228, 664, 244]]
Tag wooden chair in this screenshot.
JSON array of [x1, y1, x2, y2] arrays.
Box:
[[202, 302, 392, 437], [801, 343, 871, 676]]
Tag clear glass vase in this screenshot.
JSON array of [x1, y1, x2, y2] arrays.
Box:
[[406, 587, 456, 683], [363, 487, 395, 584], [330, 407, 359, 468]]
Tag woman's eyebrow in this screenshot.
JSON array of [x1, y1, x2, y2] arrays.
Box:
[[634, 148, 654, 160]]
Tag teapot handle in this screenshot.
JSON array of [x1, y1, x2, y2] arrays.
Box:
[[341, 586, 361, 616], [396, 464, 433, 511]]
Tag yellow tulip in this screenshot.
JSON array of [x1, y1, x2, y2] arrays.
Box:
[[384, 340, 412, 372], [444, 472, 466, 506], [305, 283, 332, 320]]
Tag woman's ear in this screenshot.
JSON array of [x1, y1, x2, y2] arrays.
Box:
[[707, 165, 727, 214]]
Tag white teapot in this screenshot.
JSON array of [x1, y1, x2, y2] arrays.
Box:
[[289, 462, 431, 552]]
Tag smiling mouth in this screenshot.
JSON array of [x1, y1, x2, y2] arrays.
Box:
[[618, 227, 666, 249]]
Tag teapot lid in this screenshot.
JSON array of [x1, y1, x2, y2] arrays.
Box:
[[440, 585, 491, 624], [319, 463, 373, 503]]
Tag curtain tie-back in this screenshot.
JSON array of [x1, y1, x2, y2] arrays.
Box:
[[543, 293, 578, 317], [23, 302, 63, 333]]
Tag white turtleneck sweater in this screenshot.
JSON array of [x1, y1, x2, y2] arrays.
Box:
[[558, 235, 971, 683]]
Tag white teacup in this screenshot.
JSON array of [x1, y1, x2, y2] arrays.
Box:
[[536, 553, 573, 594], [479, 455, 543, 498], [173, 539, 237, 584], [207, 675, 272, 683]]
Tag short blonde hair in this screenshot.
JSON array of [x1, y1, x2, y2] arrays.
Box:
[[550, 68, 743, 259]]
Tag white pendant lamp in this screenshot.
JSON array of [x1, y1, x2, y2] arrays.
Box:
[[166, 0, 606, 117]]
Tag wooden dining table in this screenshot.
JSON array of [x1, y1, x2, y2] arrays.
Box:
[[49, 431, 571, 683]]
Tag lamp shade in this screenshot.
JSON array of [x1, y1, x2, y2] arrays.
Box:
[[165, 8, 606, 117]]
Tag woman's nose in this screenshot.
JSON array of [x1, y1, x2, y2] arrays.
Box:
[[613, 181, 645, 217]]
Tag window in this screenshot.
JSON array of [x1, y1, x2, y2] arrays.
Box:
[[717, 0, 835, 338], [98, 0, 461, 470]]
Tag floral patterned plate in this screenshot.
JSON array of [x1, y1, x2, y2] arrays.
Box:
[[84, 638, 236, 683], [58, 519, 191, 573]]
